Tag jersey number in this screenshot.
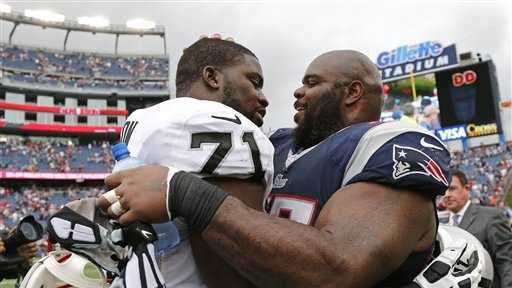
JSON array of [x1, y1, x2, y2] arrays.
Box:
[[191, 132, 263, 176]]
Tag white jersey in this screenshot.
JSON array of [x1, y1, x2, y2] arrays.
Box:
[[119, 97, 274, 287]]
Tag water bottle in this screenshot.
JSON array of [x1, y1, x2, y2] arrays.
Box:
[[111, 143, 143, 173], [111, 143, 180, 254]]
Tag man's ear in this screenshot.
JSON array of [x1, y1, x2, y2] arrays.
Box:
[[202, 66, 221, 89], [344, 80, 364, 105]]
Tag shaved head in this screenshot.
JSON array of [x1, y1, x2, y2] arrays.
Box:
[[293, 50, 384, 149], [313, 50, 381, 82], [310, 50, 383, 118]]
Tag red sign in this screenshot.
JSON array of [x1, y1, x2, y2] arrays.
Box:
[[0, 101, 128, 116], [452, 70, 477, 87]]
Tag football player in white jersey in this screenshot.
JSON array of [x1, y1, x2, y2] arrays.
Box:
[[99, 38, 273, 288]]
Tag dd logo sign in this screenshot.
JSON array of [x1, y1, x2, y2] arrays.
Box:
[[452, 70, 477, 87]]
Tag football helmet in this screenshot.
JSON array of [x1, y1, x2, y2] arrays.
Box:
[[412, 224, 493, 288], [47, 198, 127, 274], [19, 250, 108, 288]]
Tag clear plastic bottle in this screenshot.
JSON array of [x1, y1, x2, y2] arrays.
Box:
[[110, 142, 180, 254]]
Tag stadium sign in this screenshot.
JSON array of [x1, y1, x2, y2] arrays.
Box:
[[466, 123, 498, 137], [376, 41, 459, 82], [435, 123, 498, 141], [436, 125, 467, 141]]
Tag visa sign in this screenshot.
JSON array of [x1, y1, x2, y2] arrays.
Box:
[[436, 123, 499, 141], [436, 126, 467, 141], [376, 41, 458, 82]]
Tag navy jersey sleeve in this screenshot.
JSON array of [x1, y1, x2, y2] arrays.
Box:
[[269, 128, 294, 149], [269, 128, 293, 143], [343, 122, 451, 197]]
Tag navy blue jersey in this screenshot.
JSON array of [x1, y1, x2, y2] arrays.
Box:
[[266, 121, 451, 286]]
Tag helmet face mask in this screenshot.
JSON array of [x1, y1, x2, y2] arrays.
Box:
[[413, 224, 494, 288], [437, 224, 494, 287]]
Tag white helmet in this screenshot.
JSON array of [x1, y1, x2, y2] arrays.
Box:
[[413, 224, 493, 288], [20, 250, 108, 288]]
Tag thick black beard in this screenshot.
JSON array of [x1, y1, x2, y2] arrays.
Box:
[[294, 90, 344, 150]]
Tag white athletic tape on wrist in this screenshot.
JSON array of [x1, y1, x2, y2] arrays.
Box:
[[111, 201, 127, 216], [102, 189, 119, 204], [165, 166, 181, 220]]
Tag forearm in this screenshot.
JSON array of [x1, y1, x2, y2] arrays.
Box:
[[166, 173, 427, 287], [201, 197, 348, 288]]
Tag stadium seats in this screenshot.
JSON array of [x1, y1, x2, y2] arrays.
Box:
[[0, 43, 169, 92], [0, 185, 105, 231], [0, 137, 113, 173]]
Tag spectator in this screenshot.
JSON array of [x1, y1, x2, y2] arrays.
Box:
[[443, 169, 512, 288], [399, 103, 418, 125], [419, 105, 441, 132]]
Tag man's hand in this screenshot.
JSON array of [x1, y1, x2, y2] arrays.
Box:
[[17, 242, 37, 262], [100, 165, 170, 225], [0, 240, 5, 254]]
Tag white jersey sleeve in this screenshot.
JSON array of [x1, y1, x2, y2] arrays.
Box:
[[121, 97, 274, 193]]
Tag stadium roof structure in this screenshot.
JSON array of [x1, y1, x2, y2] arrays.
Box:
[[0, 6, 167, 55]]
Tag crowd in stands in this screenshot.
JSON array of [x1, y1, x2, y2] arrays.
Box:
[[0, 43, 169, 92], [0, 137, 113, 173], [0, 185, 105, 231], [451, 143, 512, 207]]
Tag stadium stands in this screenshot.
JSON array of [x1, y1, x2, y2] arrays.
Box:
[[452, 143, 512, 206], [0, 137, 113, 173], [0, 43, 169, 92], [0, 185, 105, 231]]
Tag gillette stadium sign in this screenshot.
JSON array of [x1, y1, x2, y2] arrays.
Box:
[[376, 41, 459, 82]]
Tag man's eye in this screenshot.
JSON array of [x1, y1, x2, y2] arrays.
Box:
[[251, 78, 261, 88]]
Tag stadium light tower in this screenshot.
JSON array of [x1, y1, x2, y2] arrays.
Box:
[[24, 9, 65, 22], [77, 16, 110, 28], [0, 3, 11, 13], [126, 18, 156, 30], [1, 8, 166, 54]]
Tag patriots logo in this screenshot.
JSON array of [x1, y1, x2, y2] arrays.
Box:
[[392, 144, 448, 186]]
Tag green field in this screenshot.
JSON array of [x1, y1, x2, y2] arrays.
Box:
[[0, 279, 15, 288]]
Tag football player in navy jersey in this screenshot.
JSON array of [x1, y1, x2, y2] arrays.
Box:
[[105, 50, 452, 287]]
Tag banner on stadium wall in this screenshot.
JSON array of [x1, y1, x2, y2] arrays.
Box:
[[376, 41, 459, 82], [0, 171, 109, 180], [435, 123, 499, 142], [0, 101, 128, 116]]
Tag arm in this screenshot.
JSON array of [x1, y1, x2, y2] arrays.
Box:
[[189, 177, 264, 288], [202, 181, 436, 288], [106, 166, 436, 287], [486, 209, 512, 287]]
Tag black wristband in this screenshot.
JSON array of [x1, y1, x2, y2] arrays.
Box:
[[167, 171, 228, 232]]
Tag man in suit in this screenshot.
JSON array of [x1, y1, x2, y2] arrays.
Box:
[[443, 169, 512, 288]]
